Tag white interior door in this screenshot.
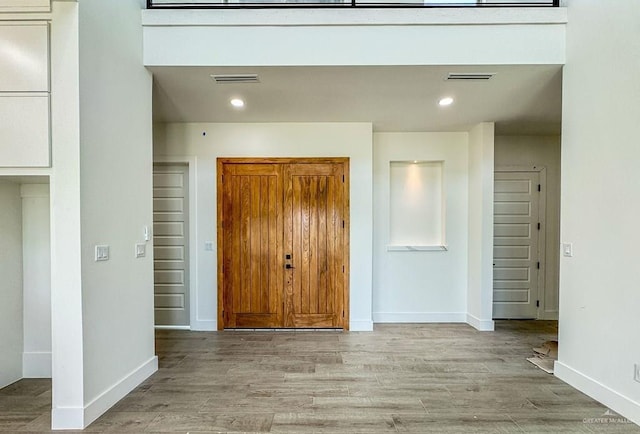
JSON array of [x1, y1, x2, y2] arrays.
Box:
[[493, 171, 541, 319], [153, 164, 190, 327]]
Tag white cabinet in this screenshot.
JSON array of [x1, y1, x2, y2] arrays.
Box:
[[0, 0, 50, 13], [0, 96, 50, 167], [0, 23, 50, 167], [0, 24, 49, 92]]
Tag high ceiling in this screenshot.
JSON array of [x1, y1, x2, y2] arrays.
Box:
[[150, 64, 562, 135]]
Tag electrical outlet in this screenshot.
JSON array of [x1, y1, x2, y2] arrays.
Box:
[[135, 243, 146, 258], [634, 364, 640, 383], [95, 245, 109, 262]]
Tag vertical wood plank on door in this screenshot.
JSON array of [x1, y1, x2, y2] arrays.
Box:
[[240, 176, 252, 313], [250, 176, 261, 314], [309, 178, 319, 314], [301, 177, 311, 315], [318, 177, 328, 314]]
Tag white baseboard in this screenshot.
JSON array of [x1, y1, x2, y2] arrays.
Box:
[[53, 356, 159, 430], [52, 407, 84, 430], [154, 325, 190, 330], [466, 314, 495, 331], [23, 351, 52, 378], [373, 312, 466, 323], [190, 319, 217, 331], [555, 361, 640, 426], [0, 374, 21, 390], [83, 356, 158, 428], [349, 320, 374, 331], [538, 311, 559, 320]]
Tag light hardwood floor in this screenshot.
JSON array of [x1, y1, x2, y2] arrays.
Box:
[[2, 321, 639, 433]]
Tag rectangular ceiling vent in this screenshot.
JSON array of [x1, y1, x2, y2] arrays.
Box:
[[446, 73, 495, 81], [211, 74, 260, 84]]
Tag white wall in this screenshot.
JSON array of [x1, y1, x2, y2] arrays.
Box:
[[495, 135, 560, 319], [155, 122, 374, 331], [467, 123, 495, 331], [77, 0, 156, 428], [21, 184, 51, 378], [143, 8, 566, 67], [0, 182, 24, 389], [373, 132, 469, 322], [555, 0, 640, 425]]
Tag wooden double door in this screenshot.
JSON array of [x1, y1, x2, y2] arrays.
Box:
[[217, 158, 349, 330]]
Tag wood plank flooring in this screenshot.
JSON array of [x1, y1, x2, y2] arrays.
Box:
[[2, 321, 639, 433]]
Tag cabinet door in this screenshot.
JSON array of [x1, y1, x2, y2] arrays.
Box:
[[0, 0, 50, 13], [0, 24, 49, 92], [0, 96, 50, 167]]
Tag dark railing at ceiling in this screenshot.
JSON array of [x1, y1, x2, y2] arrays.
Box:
[[147, 0, 560, 9]]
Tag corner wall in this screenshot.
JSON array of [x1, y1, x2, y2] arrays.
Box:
[[467, 123, 495, 331], [373, 132, 469, 322], [556, 0, 640, 425], [77, 0, 156, 427], [0, 182, 23, 389]]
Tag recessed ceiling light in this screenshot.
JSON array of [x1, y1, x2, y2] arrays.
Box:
[[230, 98, 245, 108], [439, 97, 454, 107]]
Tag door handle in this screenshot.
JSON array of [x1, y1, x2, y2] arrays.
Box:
[[285, 264, 295, 269]]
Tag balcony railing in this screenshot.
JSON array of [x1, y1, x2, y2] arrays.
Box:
[[147, 0, 559, 9]]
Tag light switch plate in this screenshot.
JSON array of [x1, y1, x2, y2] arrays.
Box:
[[95, 245, 109, 262], [135, 243, 146, 258], [562, 243, 573, 257]]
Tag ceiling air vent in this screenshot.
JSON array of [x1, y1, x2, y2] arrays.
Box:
[[446, 73, 496, 81], [211, 74, 260, 84]]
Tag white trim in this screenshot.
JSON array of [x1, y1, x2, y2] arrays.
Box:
[[153, 156, 198, 330], [191, 319, 218, 332], [190, 319, 217, 331], [52, 407, 84, 431], [386, 245, 448, 252], [373, 312, 466, 323], [349, 320, 374, 331], [538, 310, 559, 320], [83, 356, 158, 428], [142, 8, 567, 27], [0, 167, 51, 176], [466, 313, 495, 331], [23, 351, 51, 378], [20, 184, 49, 198], [154, 325, 190, 330], [555, 361, 640, 426]]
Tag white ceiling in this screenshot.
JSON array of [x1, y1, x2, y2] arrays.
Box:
[[150, 64, 562, 135]]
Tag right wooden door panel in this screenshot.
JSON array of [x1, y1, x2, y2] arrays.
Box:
[[284, 164, 344, 328], [218, 159, 348, 329]]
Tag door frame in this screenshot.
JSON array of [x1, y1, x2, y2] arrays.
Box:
[[493, 165, 547, 319], [216, 157, 350, 330], [154, 157, 197, 330]]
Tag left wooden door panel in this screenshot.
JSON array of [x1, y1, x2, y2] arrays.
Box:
[[220, 163, 284, 328]]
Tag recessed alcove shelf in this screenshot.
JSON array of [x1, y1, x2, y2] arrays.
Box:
[[388, 160, 446, 251]]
